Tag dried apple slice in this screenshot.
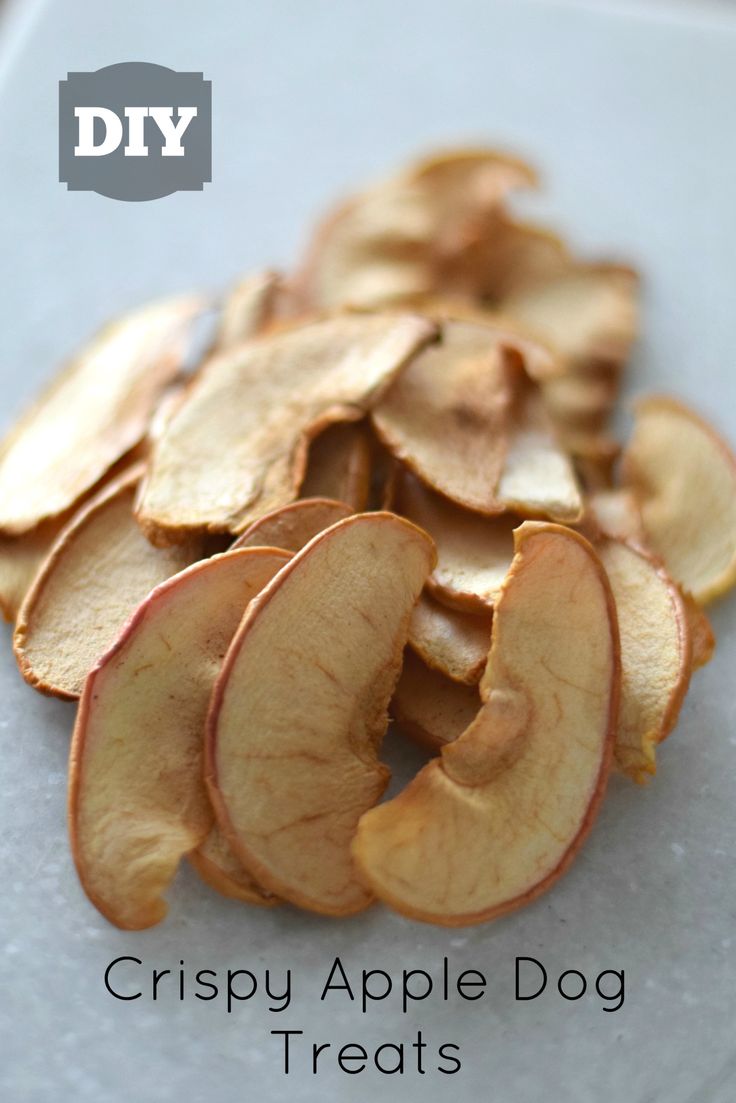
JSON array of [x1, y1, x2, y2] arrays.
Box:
[[373, 320, 581, 521], [352, 523, 619, 926], [14, 467, 205, 700], [213, 271, 282, 350], [0, 520, 66, 623], [137, 312, 436, 544], [0, 296, 205, 535], [408, 592, 491, 685], [69, 546, 290, 929], [298, 148, 536, 311], [233, 498, 354, 553], [683, 594, 715, 671], [393, 649, 481, 754], [621, 396, 736, 604], [206, 513, 435, 916], [189, 828, 277, 907], [597, 539, 692, 783], [392, 469, 516, 613], [299, 421, 372, 510], [501, 263, 638, 372], [585, 488, 644, 542]]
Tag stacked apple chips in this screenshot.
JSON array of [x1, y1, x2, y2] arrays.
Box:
[[2, 149, 734, 929]]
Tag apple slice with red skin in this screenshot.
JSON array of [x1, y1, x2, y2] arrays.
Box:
[[206, 513, 435, 917], [352, 522, 620, 926], [68, 546, 290, 930]]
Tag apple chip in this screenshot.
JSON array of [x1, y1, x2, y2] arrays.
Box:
[[137, 312, 436, 544], [206, 513, 435, 916], [683, 594, 715, 671], [621, 396, 736, 603], [353, 523, 619, 926], [213, 271, 282, 350], [408, 592, 491, 685], [14, 468, 205, 700], [189, 828, 277, 907], [393, 649, 481, 754], [298, 148, 536, 311], [299, 421, 372, 510], [233, 498, 354, 553], [373, 320, 581, 521], [585, 488, 645, 542], [392, 468, 516, 612], [501, 263, 638, 373], [0, 520, 66, 623], [0, 296, 205, 535], [597, 539, 692, 783], [69, 547, 290, 929]]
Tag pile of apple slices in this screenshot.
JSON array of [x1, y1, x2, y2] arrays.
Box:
[[2, 148, 735, 929]]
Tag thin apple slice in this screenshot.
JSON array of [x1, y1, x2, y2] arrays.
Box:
[[621, 396, 736, 604], [0, 519, 66, 623], [352, 523, 619, 926], [14, 468, 205, 700], [597, 539, 692, 783], [501, 263, 638, 372], [373, 320, 581, 520], [233, 498, 354, 553], [585, 488, 645, 542], [0, 296, 205, 535], [391, 468, 516, 613], [408, 592, 491, 685], [299, 421, 372, 510], [206, 513, 435, 916], [137, 313, 436, 544], [393, 649, 481, 754], [683, 593, 715, 671], [69, 546, 290, 929], [213, 271, 282, 350], [297, 148, 536, 311], [189, 828, 277, 907]]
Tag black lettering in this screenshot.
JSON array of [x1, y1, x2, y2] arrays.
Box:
[[194, 969, 218, 1001], [515, 957, 547, 1001], [438, 1043, 462, 1074], [152, 968, 171, 999], [558, 969, 587, 1001], [104, 956, 142, 1001], [411, 1028, 427, 1074], [361, 968, 392, 1013], [374, 1042, 404, 1075], [227, 969, 257, 1014], [320, 956, 354, 1002], [402, 969, 432, 1012], [312, 1042, 330, 1073], [596, 969, 625, 1012], [272, 1030, 303, 1074], [337, 1043, 367, 1074], [457, 969, 486, 1001], [265, 968, 291, 1013]]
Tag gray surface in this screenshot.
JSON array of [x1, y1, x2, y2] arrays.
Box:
[[1, 1, 735, 1101]]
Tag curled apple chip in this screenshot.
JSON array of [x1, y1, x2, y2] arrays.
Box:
[[298, 148, 536, 311], [621, 396, 736, 604], [14, 468, 205, 700], [501, 263, 638, 373], [206, 513, 435, 916], [299, 421, 372, 510], [373, 320, 581, 521], [408, 593, 491, 685], [233, 498, 354, 553], [137, 313, 436, 544], [597, 539, 692, 783], [352, 523, 619, 926], [213, 271, 282, 350], [0, 296, 205, 535], [69, 547, 290, 929], [392, 469, 516, 613], [189, 828, 277, 907], [393, 649, 481, 754], [585, 488, 645, 542], [0, 520, 66, 623]]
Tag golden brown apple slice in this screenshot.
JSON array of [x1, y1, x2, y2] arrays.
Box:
[[69, 546, 290, 929], [299, 421, 372, 510], [391, 469, 516, 613], [213, 271, 282, 350], [0, 296, 205, 535], [501, 263, 638, 372], [233, 498, 354, 553], [393, 649, 481, 754], [352, 522, 619, 926], [373, 320, 581, 521], [621, 396, 736, 603], [14, 467, 205, 700], [0, 519, 66, 623], [408, 592, 491, 685], [189, 829, 278, 907], [297, 148, 536, 311], [683, 593, 715, 671], [585, 488, 645, 542], [597, 539, 692, 783], [206, 513, 435, 916], [136, 313, 436, 544]]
